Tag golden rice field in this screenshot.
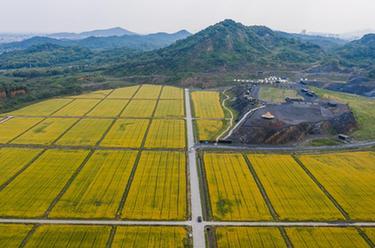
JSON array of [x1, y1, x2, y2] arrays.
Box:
[[122, 151, 187, 220], [192, 91, 224, 119], [155, 100, 185, 118], [0, 224, 33, 247], [285, 227, 369, 248], [299, 151, 375, 221], [248, 154, 344, 221], [53, 99, 100, 116], [50, 150, 137, 219], [196, 119, 226, 141], [363, 228, 375, 243], [100, 119, 149, 148], [0, 117, 43, 143], [160, 86, 184, 99], [9, 98, 73, 116], [0, 150, 89, 217], [87, 99, 129, 117], [107, 85, 140, 99], [133, 84, 162, 99], [145, 119, 186, 149], [55, 118, 112, 146], [203, 153, 272, 221], [112, 226, 189, 247], [25, 225, 111, 247], [121, 99, 157, 118], [70, 89, 113, 99], [12, 118, 78, 145], [0, 148, 42, 186], [214, 227, 286, 248]]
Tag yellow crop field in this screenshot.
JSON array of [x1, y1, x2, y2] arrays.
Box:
[[50, 150, 137, 218], [100, 119, 149, 148], [215, 227, 286, 248], [26, 225, 111, 247], [0, 149, 89, 218], [203, 153, 271, 221], [155, 100, 185, 118], [55, 118, 112, 146], [9, 98, 73, 116], [363, 228, 375, 243], [107, 85, 140, 99], [0, 224, 33, 247], [196, 120, 225, 141], [12, 118, 78, 145], [70, 89, 112, 99], [248, 154, 344, 221], [0, 148, 42, 186], [145, 119, 186, 149], [133, 84, 162, 99], [121, 100, 157, 118], [112, 226, 188, 247], [87, 99, 129, 117], [160, 86, 184, 99], [0, 117, 43, 143], [53, 99, 100, 116], [299, 151, 375, 220], [285, 227, 368, 248], [122, 151, 187, 220], [192, 91, 224, 119]]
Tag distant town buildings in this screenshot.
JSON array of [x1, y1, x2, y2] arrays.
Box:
[[234, 76, 289, 84]]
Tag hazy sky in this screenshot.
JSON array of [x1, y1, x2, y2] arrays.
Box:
[[1, 0, 374, 34]]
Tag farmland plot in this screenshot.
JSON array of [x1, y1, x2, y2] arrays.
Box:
[[0, 224, 33, 247], [50, 150, 137, 218], [196, 120, 226, 141], [299, 152, 375, 220], [0, 117, 43, 143], [203, 153, 272, 221], [0, 148, 42, 186], [70, 89, 112, 99], [192, 91, 224, 119], [112, 226, 189, 248], [0, 150, 89, 217], [285, 227, 368, 248], [87, 99, 129, 117], [12, 118, 78, 145], [363, 228, 375, 243], [107, 85, 140, 99], [100, 119, 149, 148], [145, 119, 186, 149], [121, 100, 157, 118], [155, 100, 185, 118], [55, 118, 112, 146], [8, 98, 73, 116], [122, 151, 187, 220], [160, 86, 184, 99], [26, 225, 111, 247], [248, 154, 344, 221], [215, 227, 286, 248], [53, 99, 100, 116], [133, 84, 162, 99]]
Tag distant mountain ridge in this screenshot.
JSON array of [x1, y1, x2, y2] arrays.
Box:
[[48, 27, 138, 40]]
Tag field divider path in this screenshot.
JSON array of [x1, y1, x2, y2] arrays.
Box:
[[185, 89, 205, 248], [19, 224, 39, 248], [292, 155, 374, 247], [115, 85, 164, 219], [242, 154, 293, 248]]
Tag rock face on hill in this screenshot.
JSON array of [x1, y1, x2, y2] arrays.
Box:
[[228, 102, 357, 145]]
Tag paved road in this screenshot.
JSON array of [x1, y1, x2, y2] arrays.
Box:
[[216, 89, 234, 142], [185, 89, 205, 248], [0, 115, 13, 124], [0, 218, 373, 227]]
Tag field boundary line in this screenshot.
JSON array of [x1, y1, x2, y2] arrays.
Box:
[[292, 155, 351, 220], [106, 225, 117, 248], [196, 152, 213, 221], [44, 150, 95, 218], [6, 117, 47, 144], [115, 86, 164, 219], [19, 224, 39, 248], [0, 149, 46, 192], [50, 118, 82, 145], [242, 154, 280, 220], [356, 227, 375, 247], [278, 227, 293, 248]]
